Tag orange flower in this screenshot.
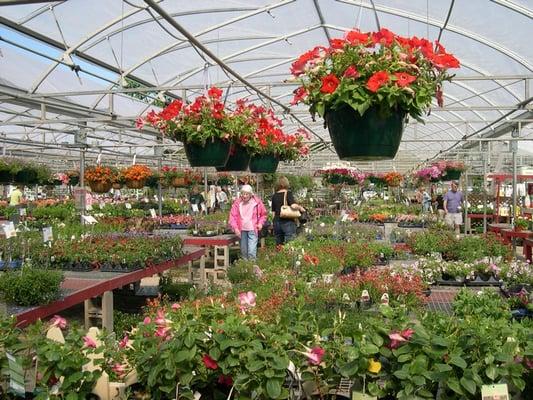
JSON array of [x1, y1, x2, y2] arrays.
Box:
[[122, 165, 152, 181]]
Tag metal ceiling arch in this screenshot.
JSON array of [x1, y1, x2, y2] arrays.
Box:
[[0, 0, 532, 171]]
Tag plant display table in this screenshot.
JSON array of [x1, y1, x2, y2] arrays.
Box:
[[501, 228, 533, 244], [523, 238, 533, 261], [488, 223, 512, 235], [182, 234, 239, 284], [12, 246, 205, 329]]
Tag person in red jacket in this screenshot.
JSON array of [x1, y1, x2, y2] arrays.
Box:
[[229, 185, 267, 260]]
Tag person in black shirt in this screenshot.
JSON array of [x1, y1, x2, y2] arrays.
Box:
[[189, 185, 205, 215], [271, 176, 305, 245]]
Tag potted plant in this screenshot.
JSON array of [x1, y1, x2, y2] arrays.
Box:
[[290, 28, 459, 160], [139, 87, 233, 167], [84, 166, 115, 193], [432, 160, 466, 180], [514, 216, 529, 232], [122, 164, 152, 189], [216, 172, 234, 186]]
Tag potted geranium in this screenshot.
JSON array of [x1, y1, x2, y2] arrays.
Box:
[[122, 164, 152, 189], [139, 87, 233, 167], [290, 28, 459, 160], [216, 172, 234, 186], [84, 166, 115, 193]]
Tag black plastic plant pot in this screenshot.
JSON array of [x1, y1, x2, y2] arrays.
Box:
[[216, 145, 250, 171], [184, 139, 231, 167], [249, 154, 279, 173], [325, 104, 406, 161], [444, 169, 462, 180]]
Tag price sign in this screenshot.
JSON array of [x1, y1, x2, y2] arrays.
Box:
[[3, 222, 16, 238], [481, 384, 509, 400], [81, 215, 98, 225], [43, 226, 53, 243]]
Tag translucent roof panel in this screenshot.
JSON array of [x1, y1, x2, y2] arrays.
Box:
[[0, 0, 532, 172]]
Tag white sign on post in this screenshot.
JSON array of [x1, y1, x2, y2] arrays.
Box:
[[125, 203, 132, 209], [18, 208, 26, 216], [191, 204, 199, 213], [149, 209, 157, 218], [81, 215, 98, 225], [43, 226, 53, 243], [3, 222, 16, 238]]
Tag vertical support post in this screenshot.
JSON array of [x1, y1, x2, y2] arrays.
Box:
[[483, 150, 488, 234], [511, 126, 520, 254], [155, 144, 163, 217], [204, 168, 208, 213], [80, 148, 86, 224], [464, 170, 469, 235]]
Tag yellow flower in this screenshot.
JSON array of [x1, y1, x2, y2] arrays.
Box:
[[368, 358, 382, 374]]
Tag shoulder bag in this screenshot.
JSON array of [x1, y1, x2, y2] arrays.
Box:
[[279, 191, 301, 219]]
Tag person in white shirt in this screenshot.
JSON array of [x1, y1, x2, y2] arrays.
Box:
[[215, 186, 228, 211]]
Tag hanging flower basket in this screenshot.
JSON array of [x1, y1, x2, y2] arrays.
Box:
[[215, 145, 250, 172], [184, 140, 231, 167], [88, 181, 112, 193], [15, 168, 38, 184], [172, 177, 189, 188], [325, 104, 405, 161], [249, 154, 279, 173], [0, 170, 13, 184], [126, 180, 145, 189]]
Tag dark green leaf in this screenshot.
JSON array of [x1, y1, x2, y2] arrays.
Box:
[[460, 377, 476, 395], [266, 379, 282, 398]]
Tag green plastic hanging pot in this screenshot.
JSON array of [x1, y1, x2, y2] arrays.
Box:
[[15, 168, 38, 184], [249, 154, 279, 173], [216, 145, 250, 172], [325, 104, 406, 161], [184, 139, 231, 167], [443, 169, 462, 181]]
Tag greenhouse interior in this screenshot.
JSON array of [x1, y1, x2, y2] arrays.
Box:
[[0, 0, 532, 399]]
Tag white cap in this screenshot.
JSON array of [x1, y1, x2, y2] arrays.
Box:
[[241, 184, 253, 194]]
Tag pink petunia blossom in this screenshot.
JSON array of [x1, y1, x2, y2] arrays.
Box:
[[306, 347, 326, 365], [82, 336, 97, 348], [111, 363, 126, 378], [171, 303, 181, 310], [238, 291, 257, 308], [118, 335, 129, 349], [143, 316, 151, 325], [50, 315, 67, 330]]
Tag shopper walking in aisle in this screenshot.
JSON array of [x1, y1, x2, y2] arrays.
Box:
[[444, 181, 464, 234], [229, 185, 267, 260], [271, 176, 305, 245], [417, 186, 432, 213], [9, 185, 24, 224], [189, 185, 205, 215], [216, 186, 228, 211], [434, 187, 445, 220]]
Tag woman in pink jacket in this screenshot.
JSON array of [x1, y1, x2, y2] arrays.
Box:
[[229, 184, 267, 260]]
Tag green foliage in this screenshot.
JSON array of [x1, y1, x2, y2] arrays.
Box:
[[453, 289, 510, 320], [227, 259, 257, 284], [0, 265, 63, 306], [114, 310, 141, 336], [407, 229, 456, 256], [159, 277, 195, 301]]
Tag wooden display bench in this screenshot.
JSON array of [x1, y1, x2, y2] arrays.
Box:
[[183, 234, 239, 286], [501, 228, 533, 244], [523, 238, 533, 261]]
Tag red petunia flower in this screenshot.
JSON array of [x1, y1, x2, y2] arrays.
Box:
[[290, 86, 308, 105], [394, 72, 416, 87], [320, 74, 340, 94], [366, 71, 389, 92], [343, 66, 360, 79], [329, 38, 346, 50], [344, 29, 369, 45], [202, 354, 218, 370], [207, 87, 223, 99], [218, 374, 233, 386]]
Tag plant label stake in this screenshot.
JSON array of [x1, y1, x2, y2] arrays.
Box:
[[150, 208, 157, 218], [125, 203, 132, 209], [481, 384, 509, 399], [43, 226, 53, 243]]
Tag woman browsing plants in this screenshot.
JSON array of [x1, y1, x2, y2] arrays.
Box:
[[271, 176, 305, 245], [229, 185, 267, 260]]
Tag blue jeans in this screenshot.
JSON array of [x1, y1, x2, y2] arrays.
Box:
[[274, 219, 297, 245], [240, 231, 258, 260]]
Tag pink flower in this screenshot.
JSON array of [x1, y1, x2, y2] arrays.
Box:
[[202, 354, 218, 370], [143, 316, 151, 325], [171, 303, 181, 310], [50, 315, 67, 329], [155, 309, 167, 326], [118, 335, 129, 349], [238, 291, 257, 308], [401, 328, 415, 340], [155, 326, 171, 339], [306, 347, 326, 365], [82, 336, 97, 348], [111, 363, 126, 378], [388, 328, 415, 349], [135, 117, 145, 129]]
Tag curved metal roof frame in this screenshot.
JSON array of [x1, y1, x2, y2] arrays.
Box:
[[0, 0, 532, 173]]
